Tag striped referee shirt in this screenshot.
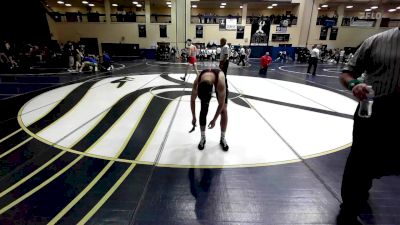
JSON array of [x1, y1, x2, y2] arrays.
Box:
[[343, 27, 400, 97]]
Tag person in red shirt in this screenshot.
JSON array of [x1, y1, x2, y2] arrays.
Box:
[[259, 52, 272, 76]]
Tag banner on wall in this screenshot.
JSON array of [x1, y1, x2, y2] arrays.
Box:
[[250, 18, 271, 46], [236, 26, 244, 39], [319, 26, 328, 40], [219, 19, 226, 30], [160, 25, 167, 38], [196, 25, 203, 38], [226, 18, 237, 30], [219, 18, 237, 30], [138, 24, 146, 38], [329, 27, 338, 40], [350, 19, 375, 27]]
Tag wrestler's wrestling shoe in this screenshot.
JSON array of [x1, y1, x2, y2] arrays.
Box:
[[220, 138, 229, 151], [198, 138, 206, 150]]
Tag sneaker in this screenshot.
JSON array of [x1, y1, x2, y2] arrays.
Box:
[[220, 139, 229, 151], [198, 138, 206, 150], [180, 76, 186, 81]]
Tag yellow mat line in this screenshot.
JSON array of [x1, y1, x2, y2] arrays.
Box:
[[45, 92, 157, 223], [0, 155, 84, 215], [47, 161, 115, 225], [0, 151, 66, 199], [0, 137, 33, 159], [77, 163, 136, 225], [0, 129, 22, 144]]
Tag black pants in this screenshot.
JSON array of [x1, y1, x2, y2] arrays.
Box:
[[340, 93, 400, 215], [237, 55, 246, 66], [307, 57, 318, 75], [221, 60, 229, 77], [259, 66, 268, 76]]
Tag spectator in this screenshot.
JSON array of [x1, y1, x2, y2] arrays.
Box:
[[307, 45, 320, 76], [259, 52, 272, 76], [79, 55, 98, 73]]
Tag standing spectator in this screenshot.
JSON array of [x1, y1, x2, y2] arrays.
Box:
[[245, 47, 252, 64], [307, 45, 319, 76], [219, 38, 230, 77], [216, 46, 221, 60], [77, 11, 83, 22], [237, 45, 246, 66], [74, 48, 84, 71], [259, 52, 272, 76], [337, 27, 400, 225], [64, 41, 75, 70]]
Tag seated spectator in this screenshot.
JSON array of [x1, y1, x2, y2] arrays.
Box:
[[1, 41, 18, 69], [79, 55, 98, 73], [100, 51, 113, 71]]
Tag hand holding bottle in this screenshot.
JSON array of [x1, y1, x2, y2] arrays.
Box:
[[357, 85, 374, 118]]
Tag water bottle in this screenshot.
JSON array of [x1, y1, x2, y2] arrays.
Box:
[[358, 85, 374, 118]]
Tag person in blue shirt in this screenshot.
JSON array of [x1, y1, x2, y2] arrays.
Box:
[[101, 52, 113, 71], [79, 54, 98, 73]]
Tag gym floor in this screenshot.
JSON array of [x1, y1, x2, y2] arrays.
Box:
[[0, 60, 399, 225]]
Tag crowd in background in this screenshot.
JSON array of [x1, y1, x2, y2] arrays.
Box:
[[156, 43, 252, 66], [0, 40, 112, 73]]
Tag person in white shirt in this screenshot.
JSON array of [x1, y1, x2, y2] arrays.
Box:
[[307, 45, 320, 76], [216, 46, 221, 60], [219, 38, 230, 76]]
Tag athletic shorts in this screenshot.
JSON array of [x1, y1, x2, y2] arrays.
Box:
[[188, 56, 197, 65]]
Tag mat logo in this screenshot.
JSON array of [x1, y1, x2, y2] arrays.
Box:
[[18, 74, 356, 168]]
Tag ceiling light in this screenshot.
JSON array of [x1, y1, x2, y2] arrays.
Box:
[[397, 6, 400, 9], [65, 3, 71, 6], [192, 5, 197, 8], [272, 4, 277, 6], [166, 1, 171, 4], [221, 3, 226, 6], [321, 4, 328, 8], [365, 8, 372, 11], [168, 5, 171, 7], [371, 6, 378, 9], [132, 1, 138, 4], [112, 3, 118, 6], [82, 1, 88, 4], [136, 4, 142, 7], [346, 5, 353, 9], [240, 5, 243, 8], [268, 6, 273, 9], [88, 3, 94, 6], [220, 5, 225, 8], [57, 1, 64, 4], [388, 9, 396, 12], [318, 7, 321, 10]]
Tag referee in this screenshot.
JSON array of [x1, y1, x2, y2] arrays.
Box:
[[307, 45, 320, 76], [337, 27, 400, 224]]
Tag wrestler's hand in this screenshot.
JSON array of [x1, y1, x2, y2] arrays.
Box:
[[208, 119, 216, 129], [192, 117, 197, 127]]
